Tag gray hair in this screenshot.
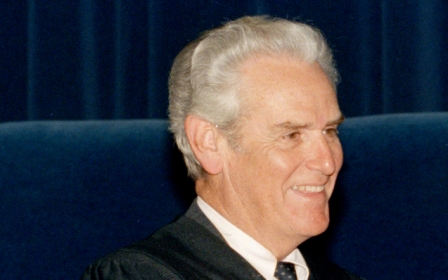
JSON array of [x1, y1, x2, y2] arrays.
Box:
[[168, 15, 339, 179]]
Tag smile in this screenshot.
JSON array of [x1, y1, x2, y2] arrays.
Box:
[[291, 185, 325, 192]]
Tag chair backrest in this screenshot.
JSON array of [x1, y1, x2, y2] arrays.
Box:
[[303, 112, 448, 279], [1, 113, 447, 279], [0, 120, 194, 279]]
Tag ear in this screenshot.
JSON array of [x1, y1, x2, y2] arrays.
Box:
[[184, 115, 223, 175]]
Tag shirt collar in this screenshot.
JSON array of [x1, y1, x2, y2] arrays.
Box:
[[197, 197, 309, 280]]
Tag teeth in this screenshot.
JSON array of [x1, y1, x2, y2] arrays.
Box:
[[291, 186, 324, 192]]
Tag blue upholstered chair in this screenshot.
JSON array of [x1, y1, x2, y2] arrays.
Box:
[[1, 113, 447, 279]]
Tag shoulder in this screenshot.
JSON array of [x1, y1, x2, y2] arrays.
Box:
[[80, 217, 194, 280], [80, 214, 216, 280], [80, 213, 263, 280], [80, 247, 182, 280]]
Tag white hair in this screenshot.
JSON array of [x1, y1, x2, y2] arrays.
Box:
[[168, 16, 339, 179]]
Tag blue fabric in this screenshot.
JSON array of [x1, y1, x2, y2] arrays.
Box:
[[1, 113, 447, 279], [1, 1, 448, 122], [303, 112, 448, 279], [0, 120, 194, 279]]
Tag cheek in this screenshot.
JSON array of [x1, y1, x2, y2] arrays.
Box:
[[228, 150, 295, 198], [263, 149, 302, 174], [227, 142, 305, 191]]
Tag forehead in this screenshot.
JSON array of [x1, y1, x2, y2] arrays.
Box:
[[237, 54, 340, 125], [239, 54, 333, 94]]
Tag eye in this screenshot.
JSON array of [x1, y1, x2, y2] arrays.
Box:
[[282, 132, 301, 140], [323, 127, 339, 137]]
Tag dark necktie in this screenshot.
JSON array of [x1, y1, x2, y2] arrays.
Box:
[[275, 262, 297, 280]]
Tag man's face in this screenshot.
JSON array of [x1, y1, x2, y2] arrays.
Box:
[[220, 55, 343, 243]]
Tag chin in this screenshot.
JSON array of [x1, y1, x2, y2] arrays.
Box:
[[314, 221, 330, 235], [295, 213, 330, 238]]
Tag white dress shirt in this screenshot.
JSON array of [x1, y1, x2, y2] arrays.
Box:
[[197, 197, 310, 280]]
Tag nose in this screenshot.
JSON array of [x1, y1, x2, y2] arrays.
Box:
[[305, 137, 338, 176]]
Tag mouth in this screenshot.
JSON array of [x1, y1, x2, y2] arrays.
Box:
[[291, 185, 325, 193]]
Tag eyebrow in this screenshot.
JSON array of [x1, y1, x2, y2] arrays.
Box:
[[329, 114, 346, 125], [274, 114, 346, 130]]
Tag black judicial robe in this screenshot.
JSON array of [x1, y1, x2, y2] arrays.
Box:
[[81, 202, 362, 280]]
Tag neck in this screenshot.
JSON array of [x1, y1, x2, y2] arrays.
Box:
[[195, 175, 307, 260]]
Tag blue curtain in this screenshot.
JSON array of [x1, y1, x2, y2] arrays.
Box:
[[1, 0, 447, 121]]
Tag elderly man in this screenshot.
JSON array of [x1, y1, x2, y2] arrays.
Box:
[[82, 16, 362, 279]]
